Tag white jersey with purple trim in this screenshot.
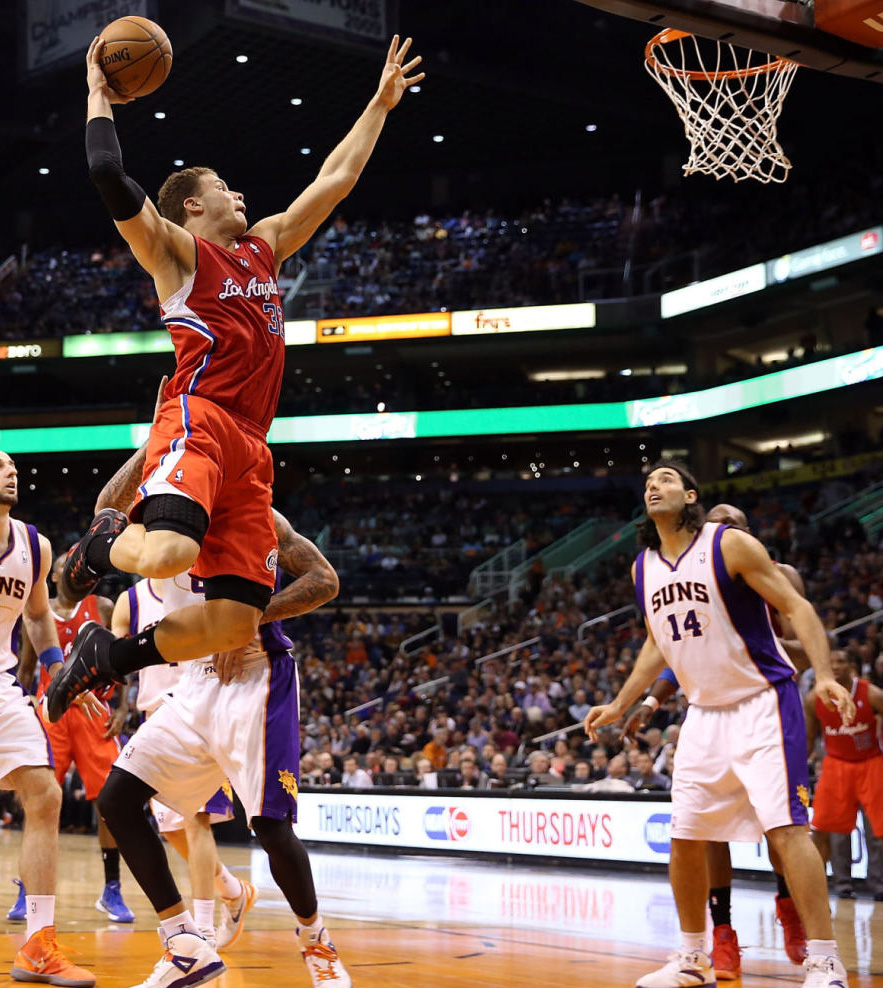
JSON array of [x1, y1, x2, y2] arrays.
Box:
[[635, 522, 796, 707], [0, 519, 41, 673], [130, 579, 184, 713]]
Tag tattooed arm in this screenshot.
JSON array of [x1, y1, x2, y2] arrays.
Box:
[[95, 376, 167, 514], [262, 508, 339, 624]]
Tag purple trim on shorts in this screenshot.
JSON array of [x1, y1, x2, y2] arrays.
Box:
[[258, 571, 294, 656], [711, 525, 794, 685], [203, 786, 233, 818], [634, 549, 646, 617], [128, 586, 139, 638], [25, 524, 40, 584], [774, 678, 810, 826], [13, 677, 54, 769], [259, 654, 300, 822]]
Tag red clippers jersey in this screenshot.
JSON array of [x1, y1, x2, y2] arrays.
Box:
[[37, 595, 107, 699], [816, 678, 882, 762], [161, 234, 285, 434]]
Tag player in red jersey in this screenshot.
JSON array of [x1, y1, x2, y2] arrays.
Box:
[[805, 650, 883, 887], [48, 33, 424, 723], [12, 554, 134, 924]]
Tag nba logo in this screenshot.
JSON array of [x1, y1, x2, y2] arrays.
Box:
[[175, 469, 184, 482]]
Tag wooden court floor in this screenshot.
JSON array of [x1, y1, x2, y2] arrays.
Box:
[[0, 831, 881, 987]]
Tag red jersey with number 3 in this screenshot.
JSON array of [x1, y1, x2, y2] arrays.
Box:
[[816, 678, 881, 762], [160, 234, 285, 434], [37, 595, 108, 699]]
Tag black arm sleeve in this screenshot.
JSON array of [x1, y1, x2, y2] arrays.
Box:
[[85, 117, 148, 222]]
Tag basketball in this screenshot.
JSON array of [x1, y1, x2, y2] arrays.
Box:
[[99, 16, 172, 100]]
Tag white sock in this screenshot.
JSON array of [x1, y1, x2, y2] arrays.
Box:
[[681, 931, 706, 956], [214, 865, 242, 900], [297, 914, 324, 946], [193, 898, 215, 930], [160, 910, 201, 940], [25, 895, 55, 940], [807, 939, 839, 959]]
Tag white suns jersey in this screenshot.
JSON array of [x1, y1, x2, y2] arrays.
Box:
[[128, 578, 184, 713], [0, 519, 41, 673], [635, 522, 796, 707]]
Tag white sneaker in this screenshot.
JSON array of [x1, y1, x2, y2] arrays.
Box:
[[216, 879, 257, 950], [636, 949, 716, 988], [298, 922, 352, 988], [127, 931, 225, 988], [802, 955, 850, 988]]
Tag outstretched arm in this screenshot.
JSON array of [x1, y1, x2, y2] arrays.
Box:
[[263, 509, 339, 623], [250, 35, 424, 267], [85, 38, 193, 285]]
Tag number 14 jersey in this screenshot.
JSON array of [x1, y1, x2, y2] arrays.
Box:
[[635, 522, 796, 707]]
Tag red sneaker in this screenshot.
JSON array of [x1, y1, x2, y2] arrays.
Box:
[[775, 893, 808, 965], [711, 923, 742, 980]]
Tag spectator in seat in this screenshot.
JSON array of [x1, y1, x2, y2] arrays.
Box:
[[415, 756, 438, 789], [487, 753, 509, 789], [628, 750, 671, 792], [422, 728, 449, 770], [458, 753, 488, 790], [341, 755, 373, 788]]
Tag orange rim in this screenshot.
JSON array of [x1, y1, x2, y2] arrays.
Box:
[[645, 28, 797, 81]]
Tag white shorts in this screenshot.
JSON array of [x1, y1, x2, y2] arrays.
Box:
[[671, 679, 810, 842], [151, 785, 234, 834], [116, 653, 300, 824], [0, 673, 53, 785]]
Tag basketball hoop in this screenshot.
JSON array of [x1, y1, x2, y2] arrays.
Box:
[[645, 28, 799, 183]]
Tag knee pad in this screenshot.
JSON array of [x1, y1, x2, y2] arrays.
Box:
[[142, 494, 209, 544], [204, 574, 272, 611]]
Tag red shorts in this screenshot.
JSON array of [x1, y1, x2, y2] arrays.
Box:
[[44, 704, 120, 801], [811, 753, 883, 836], [131, 394, 277, 588]]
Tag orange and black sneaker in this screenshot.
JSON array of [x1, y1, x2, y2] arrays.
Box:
[[62, 507, 128, 601], [298, 921, 352, 988], [776, 893, 808, 965], [11, 925, 95, 986], [711, 923, 742, 980], [45, 622, 122, 723]]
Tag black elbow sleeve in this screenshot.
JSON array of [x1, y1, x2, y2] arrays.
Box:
[[86, 117, 147, 222]]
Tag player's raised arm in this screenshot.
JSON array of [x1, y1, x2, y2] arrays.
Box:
[[721, 527, 855, 724], [85, 37, 194, 284], [262, 510, 340, 624], [250, 35, 425, 267]]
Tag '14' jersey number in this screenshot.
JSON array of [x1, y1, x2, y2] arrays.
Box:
[[666, 609, 703, 642]]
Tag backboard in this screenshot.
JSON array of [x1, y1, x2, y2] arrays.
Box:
[[574, 0, 883, 82]]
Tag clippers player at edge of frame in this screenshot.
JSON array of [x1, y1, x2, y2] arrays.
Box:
[[47, 32, 425, 723], [621, 502, 811, 979], [88, 439, 347, 988], [585, 460, 856, 988]]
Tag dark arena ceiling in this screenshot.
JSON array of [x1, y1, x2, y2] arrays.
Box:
[[0, 0, 879, 252]]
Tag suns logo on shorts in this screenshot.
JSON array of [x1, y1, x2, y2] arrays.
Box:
[[221, 780, 233, 801], [278, 769, 298, 798], [265, 548, 278, 571], [796, 784, 810, 808]]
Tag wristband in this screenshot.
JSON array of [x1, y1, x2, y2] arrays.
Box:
[[642, 695, 660, 713], [38, 646, 64, 671]]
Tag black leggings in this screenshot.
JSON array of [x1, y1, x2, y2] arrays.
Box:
[[251, 815, 318, 921], [97, 767, 181, 913]]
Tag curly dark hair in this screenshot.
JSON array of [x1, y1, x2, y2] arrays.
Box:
[[157, 166, 217, 227], [637, 458, 706, 551]]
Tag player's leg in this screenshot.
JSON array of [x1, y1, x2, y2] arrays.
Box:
[[707, 842, 741, 980], [95, 816, 136, 922], [768, 837, 808, 963], [6, 764, 95, 985], [183, 814, 220, 942], [98, 767, 224, 987]]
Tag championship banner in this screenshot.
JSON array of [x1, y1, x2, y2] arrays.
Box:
[[227, 0, 388, 43], [23, 0, 152, 75]]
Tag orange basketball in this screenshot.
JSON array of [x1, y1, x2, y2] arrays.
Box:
[[99, 16, 172, 100]]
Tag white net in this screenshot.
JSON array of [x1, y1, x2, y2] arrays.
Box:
[[645, 29, 799, 184]]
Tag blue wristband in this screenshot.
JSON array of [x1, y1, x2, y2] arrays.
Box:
[[38, 647, 64, 671]]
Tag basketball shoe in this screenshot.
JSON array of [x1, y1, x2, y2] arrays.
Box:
[[801, 955, 849, 988], [128, 931, 224, 988], [711, 924, 741, 980], [11, 925, 95, 986], [95, 880, 135, 923], [62, 508, 128, 601], [776, 893, 808, 964], [7, 879, 25, 922], [298, 921, 352, 988], [46, 622, 122, 722], [636, 949, 716, 987], [216, 879, 257, 950]]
